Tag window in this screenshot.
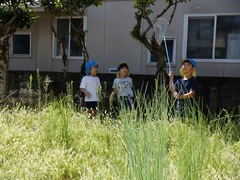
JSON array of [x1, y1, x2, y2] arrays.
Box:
[[10, 32, 31, 57], [183, 14, 240, 61], [147, 37, 176, 66], [53, 17, 87, 59]]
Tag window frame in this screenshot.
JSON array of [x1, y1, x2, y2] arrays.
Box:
[[52, 16, 87, 60], [147, 36, 177, 67], [183, 13, 240, 63], [10, 31, 32, 57]]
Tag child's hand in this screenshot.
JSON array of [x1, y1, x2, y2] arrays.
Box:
[[173, 92, 179, 99], [85, 91, 91, 98], [169, 71, 174, 78]]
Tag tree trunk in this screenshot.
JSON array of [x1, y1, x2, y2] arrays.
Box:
[[155, 45, 166, 73], [79, 32, 89, 78], [156, 45, 167, 86], [0, 36, 10, 99], [61, 38, 68, 80]]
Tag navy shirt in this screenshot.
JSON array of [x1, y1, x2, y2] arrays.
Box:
[[174, 77, 198, 116], [175, 77, 198, 95]]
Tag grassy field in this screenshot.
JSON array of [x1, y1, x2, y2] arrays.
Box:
[[0, 89, 240, 179]]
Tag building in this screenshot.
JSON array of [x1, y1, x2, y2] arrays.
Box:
[[9, 0, 240, 76], [8, 0, 240, 113]]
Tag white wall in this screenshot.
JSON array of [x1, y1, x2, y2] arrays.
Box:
[[9, 0, 240, 77], [87, 1, 142, 74], [87, 0, 240, 77]]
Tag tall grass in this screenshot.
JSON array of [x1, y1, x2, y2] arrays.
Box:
[[118, 78, 169, 179], [0, 102, 125, 179], [0, 79, 240, 179], [42, 99, 71, 148], [116, 77, 240, 179]]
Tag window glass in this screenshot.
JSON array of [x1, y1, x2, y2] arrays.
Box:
[[216, 15, 240, 59], [55, 17, 84, 58], [56, 19, 69, 56], [185, 15, 240, 61], [13, 34, 30, 55], [187, 17, 214, 59], [148, 38, 176, 65], [70, 19, 83, 56]]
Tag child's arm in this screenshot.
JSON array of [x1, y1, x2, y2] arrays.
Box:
[[110, 88, 117, 97], [112, 88, 117, 95], [173, 90, 196, 99], [168, 71, 174, 92], [80, 88, 91, 98]]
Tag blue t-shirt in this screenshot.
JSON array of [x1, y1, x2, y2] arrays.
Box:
[[174, 77, 198, 95], [174, 77, 198, 116]]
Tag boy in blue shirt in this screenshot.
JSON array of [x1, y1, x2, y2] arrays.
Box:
[[168, 58, 198, 118]]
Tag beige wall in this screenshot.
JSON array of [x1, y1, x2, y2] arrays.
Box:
[[9, 0, 240, 77]]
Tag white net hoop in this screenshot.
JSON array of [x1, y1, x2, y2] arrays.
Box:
[[153, 18, 175, 90], [153, 18, 169, 45]]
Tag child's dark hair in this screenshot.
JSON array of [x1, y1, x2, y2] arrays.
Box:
[[118, 62, 129, 71]]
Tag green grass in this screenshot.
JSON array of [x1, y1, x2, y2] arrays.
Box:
[[0, 102, 126, 179], [0, 91, 240, 179]]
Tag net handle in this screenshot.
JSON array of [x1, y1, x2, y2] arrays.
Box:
[[153, 18, 175, 91]]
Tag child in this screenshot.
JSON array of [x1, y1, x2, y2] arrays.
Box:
[[80, 60, 101, 116], [110, 61, 135, 111], [168, 58, 198, 117]]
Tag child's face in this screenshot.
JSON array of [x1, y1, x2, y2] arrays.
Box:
[[119, 67, 129, 77], [89, 65, 98, 76], [181, 61, 194, 75]]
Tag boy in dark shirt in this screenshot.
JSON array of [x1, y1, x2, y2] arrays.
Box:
[[168, 58, 198, 118]]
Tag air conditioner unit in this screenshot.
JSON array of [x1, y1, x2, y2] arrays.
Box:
[[108, 68, 118, 74]]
